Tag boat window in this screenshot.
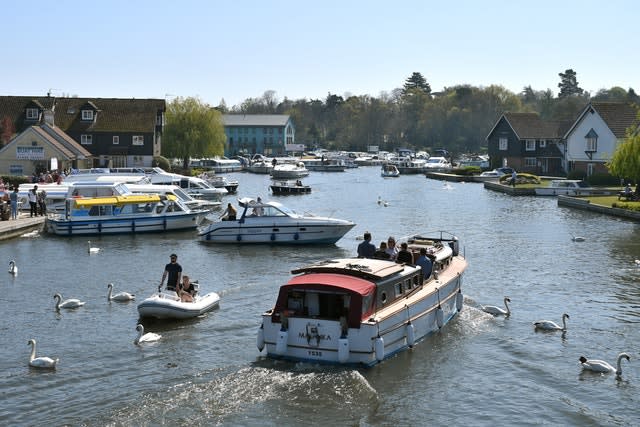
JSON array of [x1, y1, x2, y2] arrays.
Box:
[[156, 202, 166, 213], [395, 282, 403, 297], [169, 202, 183, 212], [381, 292, 387, 304], [405, 278, 412, 290], [413, 275, 420, 287]]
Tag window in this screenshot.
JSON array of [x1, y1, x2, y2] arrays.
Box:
[[113, 136, 119, 145], [26, 108, 39, 120], [587, 163, 594, 177], [81, 134, 92, 145], [132, 135, 144, 146], [539, 139, 547, 148], [524, 157, 537, 168], [82, 110, 94, 121], [586, 137, 597, 151], [499, 137, 508, 150], [525, 139, 536, 151]]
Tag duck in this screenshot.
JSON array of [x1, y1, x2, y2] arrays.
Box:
[[534, 313, 569, 331], [107, 283, 135, 302], [27, 339, 58, 369], [53, 293, 86, 310], [134, 324, 161, 345], [579, 352, 631, 375], [481, 297, 511, 316], [88, 241, 100, 254], [8, 260, 18, 275]]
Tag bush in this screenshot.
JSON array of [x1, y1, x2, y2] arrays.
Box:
[[2, 175, 30, 189], [152, 156, 171, 171], [499, 172, 540, 185], [452, 166, 482, 176], [587, 173, 622, 186]]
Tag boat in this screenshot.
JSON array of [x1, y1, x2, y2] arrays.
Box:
[[423, 156, 452, 171], [199, 197, 355, 244], [302, 158, 347, 172], [391, 157, 428, 174], [270, 180, 311, 194], [192, 158, 243, 173], [46, 194, 206, 236], [271, 162, 310, 179], [256, 231, 467, 366], [246, 160, 274, 174], [381, 164, 400, 177], [137, 284, 220, 319], [534, 179, 595, 196], [198, 171, 239, 194], [147, 168, 228, 201]]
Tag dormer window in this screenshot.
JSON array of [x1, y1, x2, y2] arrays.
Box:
[[585, 128, 598, 152], [82, 110, 94, 121], [26, 108, 39, 120]]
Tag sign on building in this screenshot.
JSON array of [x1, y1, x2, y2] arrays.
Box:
[[16, 146, 45, 160]]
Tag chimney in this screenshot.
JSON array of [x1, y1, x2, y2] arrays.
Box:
[[43, 99, 56, 126]]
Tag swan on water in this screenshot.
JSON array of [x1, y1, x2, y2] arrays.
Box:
[[134, 324, 162, 345], [579, 352, 631, 375], [534, 313, 569, 331], [481, 297, 511, 316], [28, 339, 58, 369], [88, 241, 100, 254], [53, 293, 85, 310], [107, 283, 135, 302], [9, 260, 18, 275]]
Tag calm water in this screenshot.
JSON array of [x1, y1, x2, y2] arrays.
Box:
[[1, 167, 639, 426]]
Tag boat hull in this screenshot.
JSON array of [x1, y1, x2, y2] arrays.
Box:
[[199, 221, 354, 244], [137, 292, 220, 319], [47, 212, 203, 235]]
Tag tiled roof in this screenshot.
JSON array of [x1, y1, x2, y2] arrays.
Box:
[[222, 114, 290, 126], [590, 102, 638, 138], [503, 113, 571, 139]]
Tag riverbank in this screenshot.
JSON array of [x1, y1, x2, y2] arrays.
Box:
[[0, 214, 45, 241]]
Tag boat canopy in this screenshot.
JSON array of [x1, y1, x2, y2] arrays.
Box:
[[73, 194, 173, 208]]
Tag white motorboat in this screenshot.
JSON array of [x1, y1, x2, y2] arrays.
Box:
[[535, 179, 593, 196], [199, 197, 355, 244], [257, 232, 466, 366], [246, 160, 274, 174], [381, 164, 400, 177], [270, 162, 310, 179], [423, 156, 452, 171], [137, 286, 220, 319]]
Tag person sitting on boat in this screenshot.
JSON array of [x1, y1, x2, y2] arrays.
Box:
[[415, 248, 433, 280], [219, 203, 237, 221], [396, 242, 414, 265], [357, 231, 376, 258], [295, 180, 303, 186], [374, 241, 391, 259], [160, 253, 182, 292], [178, 275, 195, 303], [385, 236, 398, 260]]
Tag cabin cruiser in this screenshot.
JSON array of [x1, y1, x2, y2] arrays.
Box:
[[381, 164, 400, 177], [270, 180, 311, 195], [197, 171, 239, 194], [137, 282, 220, 319], [198, 197, 355, 244], [423, 157, 452, 171], [271, 162, 310, 179], [147, 168, 227, 201], [534, 179, 594, 196], [126, 183, 221, 211], [257, 232, 467, 366]]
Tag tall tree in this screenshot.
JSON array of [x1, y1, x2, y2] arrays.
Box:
[[558, 69, 584, 98], [403, 72, 431, 95], [163, 97, 226, 169]]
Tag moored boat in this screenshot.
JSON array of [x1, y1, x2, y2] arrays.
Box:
[[270, 180, 311, 194], [271, 162, 310, 179], [257, 232, 466, 366], [137, 286, 220, 319], [381, 164, 400, 177]]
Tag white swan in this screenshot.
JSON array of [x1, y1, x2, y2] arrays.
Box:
[[107, 283, 135, 302], [481, 297, 511, 316], [8, 260, 18, 275], [88, 241, 100, 254], [579, 352, 630, 375], [28, 339, 58, 369], [134, 324, 161, 345], [53, 293, 85, 310], [534, 313, 569, 331]]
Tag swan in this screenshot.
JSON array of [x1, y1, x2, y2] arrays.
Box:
[[107, 283, 135, 302], [9, 260, 18, 275], [53, 293, 85, 310], [134, 324, 161, 345], [579, 352, 631, 375], [534, 313, 569, 331], [481, 297, 511, 316], [635, 259, 640, 265], [28, 339, 58, 369], [88, 241, 100, 254]]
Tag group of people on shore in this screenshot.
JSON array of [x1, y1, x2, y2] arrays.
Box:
[[159, 253, 197, 303], [357, 232, 433, 279]]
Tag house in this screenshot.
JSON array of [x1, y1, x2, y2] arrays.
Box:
[[486, 112, 571, 175], [0, 95, 165, 171], [564, 102, 638, 176], [222, 114, 295, 157]]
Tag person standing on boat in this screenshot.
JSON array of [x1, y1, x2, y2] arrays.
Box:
[[160, 253, 182, 292], [416, 248, 433, 280], [219, 203, 237, 221], [357, 232, 376, 258]]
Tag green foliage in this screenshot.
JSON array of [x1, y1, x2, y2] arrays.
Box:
[[152, 155, 171, 171], [611, 201, 640, 211], [451, 166, 482, 176], [585, 173, 621, 186], [1, 175, 29, 188], [499, 172, 540, 184], [403, 72, 431, 95], [607, 113, 640, 184], [558, 69, 585, 98]]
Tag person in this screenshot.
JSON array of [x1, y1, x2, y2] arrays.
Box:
[[178, 275, 196, 303], [357, 231, 376, 258], [9, 187, 18, 220], [220, 203, 237, 221], [252, 197, 264, 216], [385, 236, 398, 260], [396, 242, 414, 265], [160, 253, 182, 292], [415, 248, 433, 280], [37, 189, 47, 216], [624, 183, 632, 196], [374, 242, 391, 259], [28, 185, 38, 217], [510, 170, 517, 187]]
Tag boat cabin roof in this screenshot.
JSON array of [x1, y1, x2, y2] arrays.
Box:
[[73, 194, 174, 208], [291, 258, 409, 280]]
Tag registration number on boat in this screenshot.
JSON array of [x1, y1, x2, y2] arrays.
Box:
[[308, 350, 323, 357]]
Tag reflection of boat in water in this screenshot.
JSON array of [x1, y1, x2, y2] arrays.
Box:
[[137, 284, 220, 319], [270, 180, 311, 194], [198, 197, 355, 244], [257, 231, 467, 367], [381, 164, 400, 177]]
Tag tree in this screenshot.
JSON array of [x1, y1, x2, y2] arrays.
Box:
[[403, 72, 431, 95], [558, 69, 584, 98], [607, 111, 640, 183], [163, 97, 226, 169]]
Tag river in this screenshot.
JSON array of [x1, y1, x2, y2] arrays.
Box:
[[1, 166, 638, 426]]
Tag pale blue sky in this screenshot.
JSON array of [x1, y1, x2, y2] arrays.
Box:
[[2, 0, 637, 107]]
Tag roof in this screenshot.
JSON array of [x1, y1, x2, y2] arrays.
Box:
[[589, 102, 638, 138], [286, 273, 376, 296], [222, 114, 290, 127], [501, 113, 572, 139]]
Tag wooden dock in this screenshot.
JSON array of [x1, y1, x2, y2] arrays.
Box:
[[0, 214, 45, 241]]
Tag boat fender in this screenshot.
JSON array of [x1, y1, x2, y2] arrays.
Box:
[[436, 306, 444, 329], [275, 330, 288, 355], [294, 232, 299, 240], [338, 337, 349, 363], [375, 336, 385, 361], [406, 322, 415, 348], [236, 234, 242, 242], [456, 290, 464, 312], [270, 233, 276, 241], [257, 324, 265, 352]]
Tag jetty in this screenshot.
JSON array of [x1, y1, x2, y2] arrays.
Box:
[[0, 214, 45, 241]]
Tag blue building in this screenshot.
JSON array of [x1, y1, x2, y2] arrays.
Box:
[[222, 114, 295, 157]]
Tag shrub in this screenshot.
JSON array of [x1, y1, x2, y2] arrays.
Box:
[[152, 156, 171, 171]]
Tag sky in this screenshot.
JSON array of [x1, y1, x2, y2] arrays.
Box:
[[2, 0, 638, 108]]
